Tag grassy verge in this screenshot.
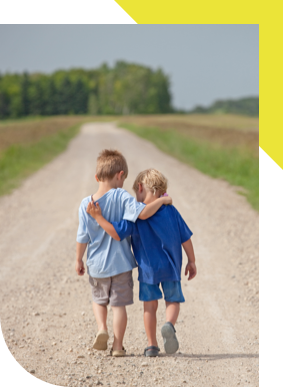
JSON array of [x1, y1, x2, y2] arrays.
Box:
[[0, 123, 82, 196], [0, 115, 121, 196], [0, 116, 45, 126], [0, 116, 89, 152], [120, 123, 259, 210]]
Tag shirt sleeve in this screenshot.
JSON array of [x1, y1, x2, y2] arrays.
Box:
[[174, 207, 193, 243], [76, 205, 91, 244], [121, 190, 146, 222], [112, 220, 134, 241]]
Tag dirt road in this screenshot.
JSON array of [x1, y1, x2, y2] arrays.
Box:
[[0, 123, 259, 387]]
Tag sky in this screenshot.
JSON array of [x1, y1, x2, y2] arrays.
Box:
[[0, 24, 258, 110]]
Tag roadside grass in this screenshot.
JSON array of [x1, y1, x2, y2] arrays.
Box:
[[0, 123, 82, 196], [119, 114, 259, 156], [0, 115, 120, 152], [0, 116, 88, 152], [120, 113, 259, 132], [120, 123, 259, 210], [0, 116, 46, 126], [0, 115, 121, 196]]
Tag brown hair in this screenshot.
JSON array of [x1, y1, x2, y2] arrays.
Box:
[[132, 169, 167, 195], [96, 149, 128, 181]]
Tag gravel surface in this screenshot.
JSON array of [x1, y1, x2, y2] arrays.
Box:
[[0, 123, 259, 387]]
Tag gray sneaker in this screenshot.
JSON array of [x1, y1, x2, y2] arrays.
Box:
[[161, 322, 179, 354]]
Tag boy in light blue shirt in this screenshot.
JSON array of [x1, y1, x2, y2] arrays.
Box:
[[75, 150, 172, 357]]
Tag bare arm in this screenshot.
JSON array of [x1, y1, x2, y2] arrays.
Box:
[[138, 196, 172, 220], [75, 242, 87, 276], [86, 202, 120, 241], [182, 239, 197, 281], [94, 215, 120, 241]]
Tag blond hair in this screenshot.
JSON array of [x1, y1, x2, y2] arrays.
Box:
[[96, 149, 128, 181], [132, 169, 167, 195]]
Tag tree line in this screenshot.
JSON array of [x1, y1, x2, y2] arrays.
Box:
[[189, 96, 259, 117], [0, 62, 172, 119]]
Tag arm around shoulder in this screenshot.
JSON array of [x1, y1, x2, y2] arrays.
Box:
[[138, 196, 173, 220], [86, 201, 120, 241], [96, 215, 121, 241]]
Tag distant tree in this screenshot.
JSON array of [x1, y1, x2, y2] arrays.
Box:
[[44, 78, 58, 116], [20, 72, 30, 116], [152, 69, 172, 113], [57, 76, 72, 114], [72, 79, 88, 114], [0, 75, 10, 119], [88, 93, 98, 115], [190, 106, 208, 114], [189, 97, 259, 117], [29, 80, 44, 116]]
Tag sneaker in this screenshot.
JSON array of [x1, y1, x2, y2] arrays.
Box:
[[161, 322, 179, 354]]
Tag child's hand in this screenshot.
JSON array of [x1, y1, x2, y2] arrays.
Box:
[[86, 201, 102, 219], [75, 260, 85, 276], [161, 195, 173, 205], [185, 262, 197, 280]]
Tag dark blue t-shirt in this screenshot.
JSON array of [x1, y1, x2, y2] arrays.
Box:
[[112, 205, 192, 285]]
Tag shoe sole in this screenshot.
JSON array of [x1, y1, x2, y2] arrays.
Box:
[[161, 324, 179, 354], [92, 331, 109, 351], [145, 351, 159, 357], [111, 350, 126, 357]]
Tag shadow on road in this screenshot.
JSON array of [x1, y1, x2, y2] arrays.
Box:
[[124, 352, 258, 360], [165, 352, 259, 360]]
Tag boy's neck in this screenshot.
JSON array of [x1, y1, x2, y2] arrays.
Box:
[[143, 191, 160, 205], [93, 180, 118, 200]]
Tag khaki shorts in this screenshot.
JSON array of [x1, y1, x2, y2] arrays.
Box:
[[89, 270, 134, 307]]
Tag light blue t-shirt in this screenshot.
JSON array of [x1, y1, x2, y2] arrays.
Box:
[[77, 188, 145, 278]]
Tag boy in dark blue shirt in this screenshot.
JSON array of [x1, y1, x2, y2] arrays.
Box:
[[87, 169, 197, 357]]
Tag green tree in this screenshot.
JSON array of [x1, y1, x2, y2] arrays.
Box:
[[44, 78, 58, 116], [72, 79, 88, 114], [0, 75, 10, 119], [20, 72, 30, 116], [29, 80, 44, 116], [57, 76, 72, 114]]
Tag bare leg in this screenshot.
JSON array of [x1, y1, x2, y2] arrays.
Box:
[[92, 302, 108, 332], [165, 301, 180, 326], [144, 300, 158, 347], [111, 306, 127, 351]]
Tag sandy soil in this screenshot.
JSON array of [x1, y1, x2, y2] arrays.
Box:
[[0, 123, 259, 387]]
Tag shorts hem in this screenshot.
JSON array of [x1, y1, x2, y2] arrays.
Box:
[[91, 299, 109, 306], [139, 296, 163, 302], [109, 300, 134, 307], [164, 298, 185, 303]]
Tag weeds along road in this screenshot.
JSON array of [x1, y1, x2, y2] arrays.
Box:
[[0, 123, 259, 387]]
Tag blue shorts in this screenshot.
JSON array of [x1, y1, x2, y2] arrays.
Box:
[[139, 281, 185, 303]]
